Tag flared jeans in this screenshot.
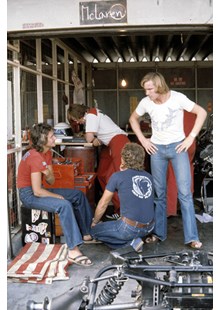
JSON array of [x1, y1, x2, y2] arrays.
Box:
[[150, 141, 200, 244], [19, 187, 93, 250]]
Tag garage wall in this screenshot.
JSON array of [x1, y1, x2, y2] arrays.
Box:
[[7, 0, 212, 32], [92, 62, 213, 128]]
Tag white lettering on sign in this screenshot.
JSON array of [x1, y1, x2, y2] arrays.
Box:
[[81, 3, 126, 22]]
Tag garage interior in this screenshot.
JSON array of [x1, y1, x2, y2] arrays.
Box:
[[7, 1, 213, 309]]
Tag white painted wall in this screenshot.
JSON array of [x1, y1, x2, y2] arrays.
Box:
[[7, 0, 213, 32]]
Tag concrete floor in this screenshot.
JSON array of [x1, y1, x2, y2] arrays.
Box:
[[7, 213, 213, 310]]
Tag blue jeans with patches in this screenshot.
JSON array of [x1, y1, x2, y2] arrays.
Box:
[[150, 141, 200, 244], [91, 219, 154, 249], [19, 187, 93, 250]]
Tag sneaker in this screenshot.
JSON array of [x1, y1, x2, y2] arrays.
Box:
[[105, 213, 121, 220]]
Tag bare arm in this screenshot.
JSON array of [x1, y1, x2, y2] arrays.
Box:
[[42, 165, 55, 185], [176, 104, 207, 153], [129, 111, 158, 154], [91, 189, 114, 227], [31, 170, 64, 199], [189, 104, 208, 136], [85, 132, 102, 146], [85, 132, 95, 143]]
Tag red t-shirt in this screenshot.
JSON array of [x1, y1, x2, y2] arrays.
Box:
[[17, 149, 52, 188]]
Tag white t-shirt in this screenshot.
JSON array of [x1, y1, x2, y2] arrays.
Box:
[[85, 109, 127, 145], [135, 90, 195, 144]]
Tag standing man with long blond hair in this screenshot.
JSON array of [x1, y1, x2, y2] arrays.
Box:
[[129, 72, 207, 249]]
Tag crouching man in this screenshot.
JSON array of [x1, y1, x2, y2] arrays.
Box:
[[91, 142, 155, 251]]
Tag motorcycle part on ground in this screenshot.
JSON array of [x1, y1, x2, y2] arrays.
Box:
[[26, 250, 213, 310]]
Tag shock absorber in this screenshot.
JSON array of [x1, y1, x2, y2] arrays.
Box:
[[95, 276, 126, 305]]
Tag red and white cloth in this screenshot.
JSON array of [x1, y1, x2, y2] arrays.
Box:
[[7, 242, 70, 284]]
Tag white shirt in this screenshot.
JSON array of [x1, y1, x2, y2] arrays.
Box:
[[85, 109, 127, 145], [135, 90, 195, 144]]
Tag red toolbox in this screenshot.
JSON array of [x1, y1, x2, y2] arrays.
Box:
[[42, 157, 84, 189], [42, 157, 96, 237]]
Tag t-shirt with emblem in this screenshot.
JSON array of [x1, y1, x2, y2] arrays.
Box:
[[135, 90, 195, 145], [106, 168, 154, 224]]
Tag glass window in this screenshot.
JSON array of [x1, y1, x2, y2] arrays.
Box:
[[77, 61, 83, 81], [71, 61, 86, 105], [197, 89, 213, 111], [197, 67, 213, 88], [69, 84, 74, 106], [118, 68, 152, 89], [198, 89, 213, 128], [42, 39, 52, 76], [93, 91, 117, 123], [7, 65, 14, 141], [7, 49, 13, 61], [93, 69, 116, 89], [20, 40, 36, 68], [7, 40, 20, 62], [58, 82, 66, 122], [42, 77, 53, 125], [176, 90, 196, 102], [57, 46, 65, 80], [20, 71, 37, 129], [68, 54, 75, 85], [119, 90, 145, 128], [160, 68, 195, 88]]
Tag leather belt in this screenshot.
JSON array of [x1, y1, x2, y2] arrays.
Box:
[[121, 216, 154, 228]]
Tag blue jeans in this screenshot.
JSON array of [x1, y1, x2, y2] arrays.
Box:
[[19, 187, 93, 250], [91, 219, 154, 249], [150, 141, 200, 244]]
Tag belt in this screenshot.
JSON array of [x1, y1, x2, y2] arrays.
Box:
[[121, 216, 154, 228]]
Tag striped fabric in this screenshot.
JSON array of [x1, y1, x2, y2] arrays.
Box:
[[7, 242, 70, 284]]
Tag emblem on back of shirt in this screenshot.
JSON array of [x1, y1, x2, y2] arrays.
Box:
[[132, 176, 152, 199]]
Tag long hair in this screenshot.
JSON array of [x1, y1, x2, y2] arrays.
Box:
[[30, 123, 53, 152], [140, 72, 170, 94], [121, 142, 145, 171], [67, 104, 89, 122]]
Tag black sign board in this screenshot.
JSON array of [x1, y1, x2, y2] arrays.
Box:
[[80, 0, 127, 25]]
